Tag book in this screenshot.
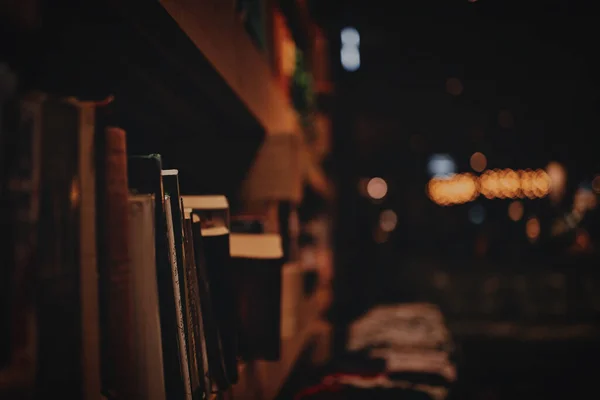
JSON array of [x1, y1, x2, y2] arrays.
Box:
[[163, 170, 205, 400], [33, 95, 101, 398], [183, 210, 211, 398], [187, 213, 230, 391], [182, 195, 238, 384], [164, 195, 193, 400], [128, 194, 166, 400], [0, 89, 40, 399], [96, 126, 137, 398], [127, 155, 190, 400], [230, 233, 284, 361]]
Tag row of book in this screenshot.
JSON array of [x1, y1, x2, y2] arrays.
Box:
[[1, 90, 288, 399]]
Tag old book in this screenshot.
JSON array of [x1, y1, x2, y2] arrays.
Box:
[[128, 194, 165, 400], [182, 195, 238, 384], [230, 233, 284, 361], [187, 214, 230, 391], [163, 170, 205, 400], [96, 126, 137, 399], [164, 195, 193, 400], [0, 89, 41, 399], [127, 155, 190, 400], [34, 96, 101, 399], [183, 210, 211, 398]]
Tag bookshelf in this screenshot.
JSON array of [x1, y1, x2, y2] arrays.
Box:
[[1, 1, 333, 398], [232, 284, 332, 400]]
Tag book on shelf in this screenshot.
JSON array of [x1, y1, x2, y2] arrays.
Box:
[[164, 195, 193, 400], [128, 194, 166, 400], [163, 169, 206, 400], [230, 232, 284, 361], [183, 209, 212, 398], [182, 195, 238, 384], [0, 89, 41, 399], [96, 126, 137, 399], [187, 212, 230, 391], [127, 155, 191, 400], [31, 95, 102, 398]]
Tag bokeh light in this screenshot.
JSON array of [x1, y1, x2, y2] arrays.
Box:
[[526, 217, 540, 241], [367, 177, 388, 200], [508, 201, 524, 221], [469, 152, 487, 172], [379, 209, 398, 232]]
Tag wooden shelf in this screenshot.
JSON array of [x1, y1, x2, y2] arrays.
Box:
[[230, 290, 331, 400]]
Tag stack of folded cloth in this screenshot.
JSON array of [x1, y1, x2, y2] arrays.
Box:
[[293, 303, 457, 400]]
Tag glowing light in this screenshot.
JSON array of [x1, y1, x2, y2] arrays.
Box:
[[341, 27, 360, 71], [469, 152, 487, 172], [427, 169, 551, 206], [526, 217, 540, 241], [445, 78, 463, 96], [341, 27, 360, 46], [508, 201, 524, 221], [573, 187, 596, 213], [468, 204, 485, 224], [546, 161, 566, 204], [341, 46, 360, 71], [373, 228, 388, 244], [379, 209, 398, 232], [367, 177, 387, 200], [427, 173, 478, 206], [427, 154, 456, 177]]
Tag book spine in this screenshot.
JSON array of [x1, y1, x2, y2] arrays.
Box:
[[74, 101, 102, 400], [190, 220, 230, 391], [127, 155, 185, 400], [164, 198, 193, 400], [35, 96, 83, 398], [0, 89, 40, 398], [183, 214, 210, 397], [102, 126, 137, 398], [162, 174, 203, 398], [128, 195, 166, 400], [179, 238, 203, 399]]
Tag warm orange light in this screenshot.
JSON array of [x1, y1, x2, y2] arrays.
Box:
[[427, 173, 479, 206], [508, 201, 524, 221], [573, 188, 597, 213], [367, 177, 387, 200], [469, 152, 487, 172], [546, 161, 566, 204], [379, 209, 398, 232], [428, 169, 551, 206], [526, 217, 540, 241]]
